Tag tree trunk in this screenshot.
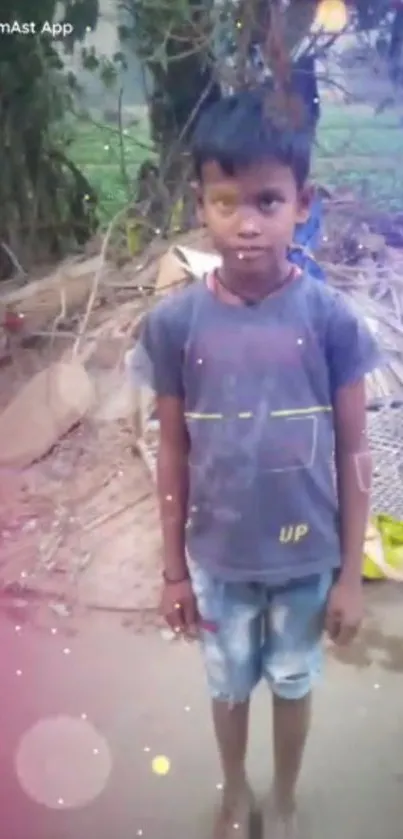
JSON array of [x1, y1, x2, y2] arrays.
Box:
[[127, 0, 319, 235], [124, 0, 219, 232]]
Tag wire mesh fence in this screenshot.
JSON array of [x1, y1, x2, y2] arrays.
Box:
[[367, 401, 403, 519]]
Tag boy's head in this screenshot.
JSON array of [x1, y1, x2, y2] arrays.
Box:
[[191, 86, 314, 286]]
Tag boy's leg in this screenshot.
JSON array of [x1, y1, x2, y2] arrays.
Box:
[[212, 699, 250, 797], [211, 699, 252, 837], [271, 692, 311, 819], [189, 562, 262, 838], [263, 571, 332, 837]]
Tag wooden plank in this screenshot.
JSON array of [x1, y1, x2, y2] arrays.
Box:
[[0, 256, 103, 336]]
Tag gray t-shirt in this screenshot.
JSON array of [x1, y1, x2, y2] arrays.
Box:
[[132, 272, 380, 585]]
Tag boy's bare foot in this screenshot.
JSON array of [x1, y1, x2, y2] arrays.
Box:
[[212, 783, 255, 839], [262, 796, 300, 839]]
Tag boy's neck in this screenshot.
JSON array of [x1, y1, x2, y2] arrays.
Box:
[[211, 262, 298, 307]]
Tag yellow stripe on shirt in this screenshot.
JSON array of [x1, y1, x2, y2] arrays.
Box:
[[270, 406, 332, 418], [184, 406, 332, 421]]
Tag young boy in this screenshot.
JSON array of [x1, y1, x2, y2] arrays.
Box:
[[133, 88, 380, 839]]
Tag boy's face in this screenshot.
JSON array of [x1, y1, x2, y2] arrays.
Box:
[[197, 160, 312, 286]]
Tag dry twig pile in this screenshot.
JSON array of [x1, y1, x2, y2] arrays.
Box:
[[1, 191, 403, 614]]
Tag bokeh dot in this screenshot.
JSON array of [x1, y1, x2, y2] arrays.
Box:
[[151, 755, 170, 776], [15, 715, 112, 809]]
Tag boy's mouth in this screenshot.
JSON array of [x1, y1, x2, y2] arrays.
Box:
[[235, 247, 268, 262]]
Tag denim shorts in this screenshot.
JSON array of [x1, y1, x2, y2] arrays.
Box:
[[189, 562, 333, 704]]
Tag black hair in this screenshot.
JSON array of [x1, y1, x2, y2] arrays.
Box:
[[191, 85, 314, 189]]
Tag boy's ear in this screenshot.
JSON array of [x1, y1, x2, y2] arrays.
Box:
[[295, 183, 315, 225]]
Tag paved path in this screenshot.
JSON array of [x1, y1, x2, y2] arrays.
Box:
[[1, 583, 403, 839]]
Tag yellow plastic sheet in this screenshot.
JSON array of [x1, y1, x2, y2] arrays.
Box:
[[363, 515, 403, 581]]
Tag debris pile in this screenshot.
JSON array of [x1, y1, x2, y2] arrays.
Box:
[[1, 194, 403, 617]]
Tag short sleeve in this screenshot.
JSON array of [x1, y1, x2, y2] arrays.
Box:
[[326, 293, 381, 395], [129, 307, 184, 398]]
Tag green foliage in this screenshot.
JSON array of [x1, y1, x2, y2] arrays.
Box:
[[2, 0, 403, 278], [69, 117, 153, 223], [115, 0, 320, 235], [0, 0, 101, 277], [60, 0, 99, 46]]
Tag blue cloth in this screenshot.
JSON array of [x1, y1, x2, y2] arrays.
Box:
[[132, 272, 380, 585], [294, 194, 323, 252], [188, 562, 332, 702], [289, 194, 325, 281]]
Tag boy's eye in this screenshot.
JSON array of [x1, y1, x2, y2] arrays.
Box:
[[214, 197, 238, 215], [258, 196, 280, 214]]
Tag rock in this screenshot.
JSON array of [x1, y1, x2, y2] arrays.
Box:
[[91, 371, 132, 423], [0, 361, 94, 469]]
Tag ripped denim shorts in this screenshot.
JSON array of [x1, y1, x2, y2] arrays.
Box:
[[188, 562, 332, 704]]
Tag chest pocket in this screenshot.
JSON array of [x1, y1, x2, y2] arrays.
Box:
[[256, 412, 320, 473]]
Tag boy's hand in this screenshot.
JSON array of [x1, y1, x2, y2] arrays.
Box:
[[160, 579, 199, 639], [325, 579, 363, 646]]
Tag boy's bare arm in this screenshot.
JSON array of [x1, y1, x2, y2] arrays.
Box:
[[333, 377, 372, 586], [156, 395, 189, 581], [326, 377, 371, 645]]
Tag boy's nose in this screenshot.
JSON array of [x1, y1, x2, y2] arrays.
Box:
[[238, 215, 261, 238]]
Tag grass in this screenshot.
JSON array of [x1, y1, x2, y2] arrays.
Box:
[[69, 114, 153, 225], [314, 103, 403, 211], [69, 102, 403, 227]]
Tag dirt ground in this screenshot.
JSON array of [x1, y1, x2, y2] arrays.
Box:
[[0, 351, 164, 619], [0, 423, 162, 616], [1, 323, 403, 839], [1, 581, 403, 839], [2, 206, 403, 838]]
